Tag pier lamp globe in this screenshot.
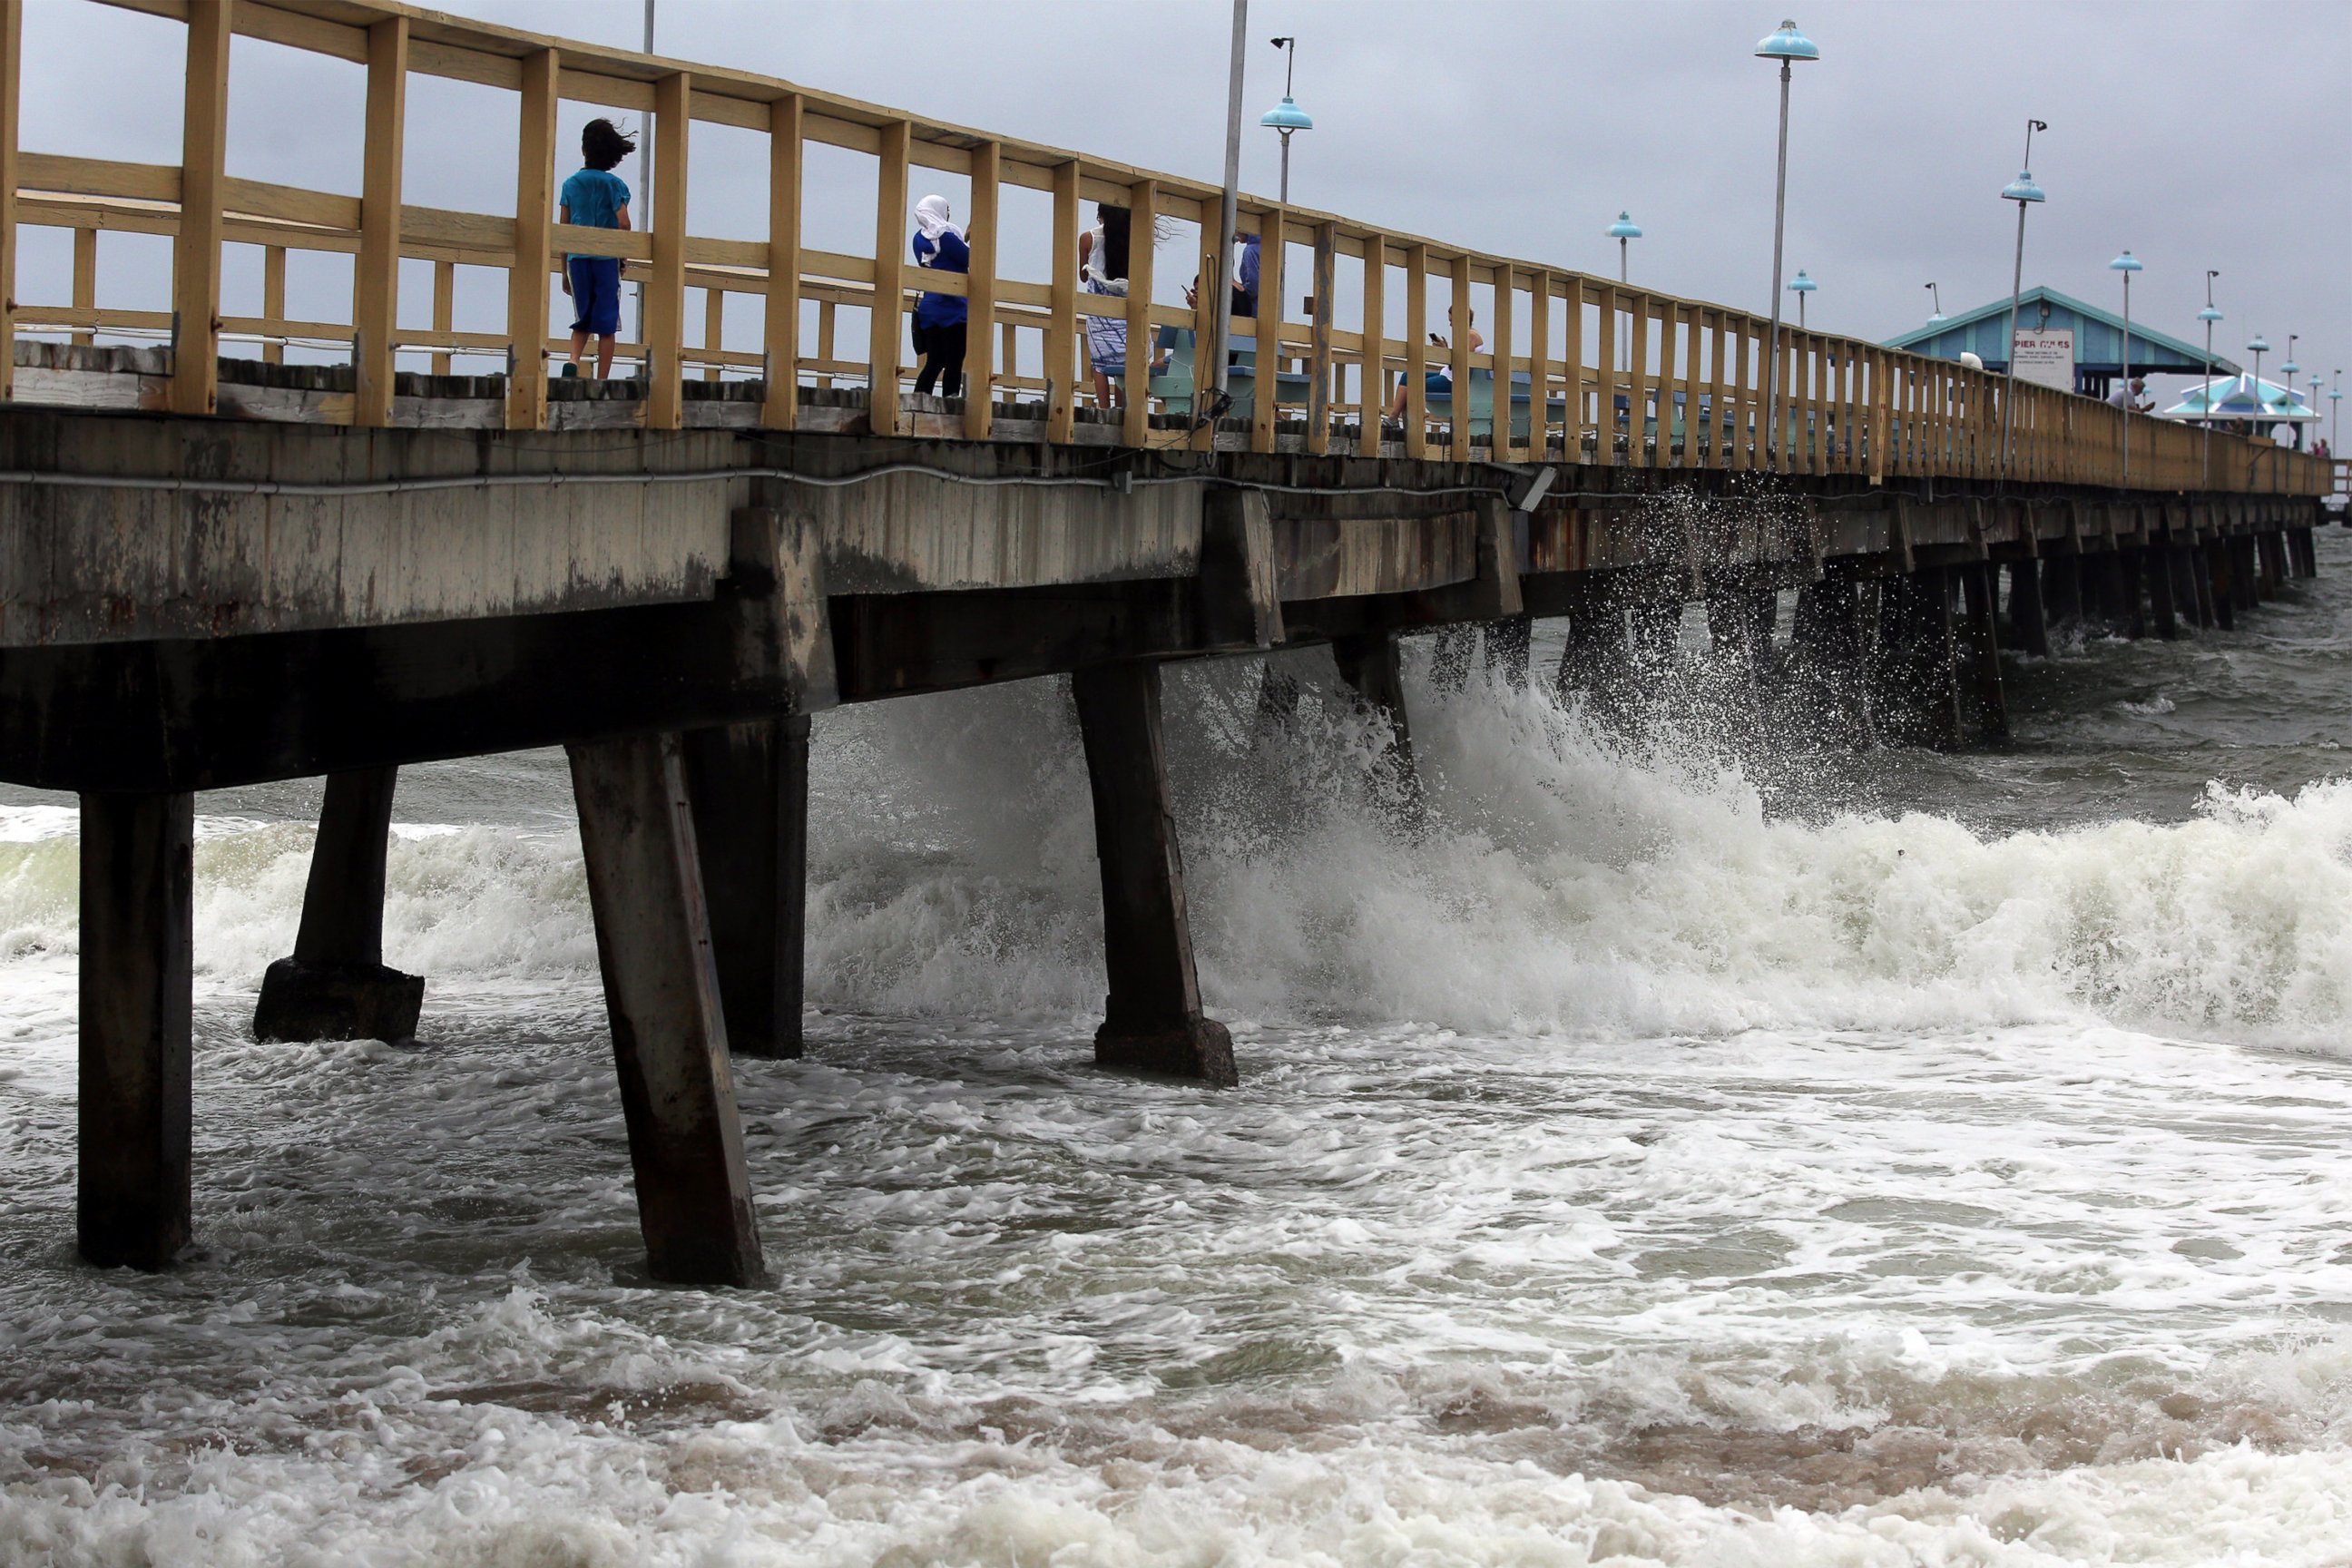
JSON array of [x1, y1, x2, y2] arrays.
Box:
[[1997, 121, 2048, 475], [1259, 36, 1312, 204], [1926, 281, 1945, 324], [1788, 268, 1817, 329], [2109, 250, 2142, 482], [2198, 281, 2222, 483], [1756, 17, 1819, 471], [1608, 210, 1642, 283], [2249, 335, 2270, 430]]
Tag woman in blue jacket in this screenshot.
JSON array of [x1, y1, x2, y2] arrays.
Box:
[[910, 195, 970, 397]]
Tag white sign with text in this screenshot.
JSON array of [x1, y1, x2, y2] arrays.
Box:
[[2012, 328, 2076, 392]]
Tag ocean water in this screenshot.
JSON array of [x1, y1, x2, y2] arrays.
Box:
[[4, 528, 2350, 1566]]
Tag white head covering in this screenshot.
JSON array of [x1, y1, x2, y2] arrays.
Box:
[[914, 194, 961, 242]]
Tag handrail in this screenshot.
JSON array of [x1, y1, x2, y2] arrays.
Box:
[[0, 0, 2329, 497]]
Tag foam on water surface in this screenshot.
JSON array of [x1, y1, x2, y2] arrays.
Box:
[[3, 533, 2350, 1563]]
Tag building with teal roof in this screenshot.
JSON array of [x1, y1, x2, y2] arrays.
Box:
[[1885, 285, 2236, 401]]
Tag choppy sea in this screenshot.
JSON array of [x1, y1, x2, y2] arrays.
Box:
[[4, 529, 2350, 1566]]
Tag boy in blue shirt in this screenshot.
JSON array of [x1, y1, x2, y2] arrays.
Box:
[[560, 118, 636, 378]]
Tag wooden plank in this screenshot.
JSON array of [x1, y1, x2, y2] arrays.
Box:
[[701, 284, 722, 380], [759, 92, 801, 429], [222, 175, 358, 230], [431, 258, 455, 375], [1250, 207, 1286, 455], [961, 138, 998, 440], [353, 15, 408, 426], [815, 299, 835, 389], [1730, 319, 1753, 471], [647, 70, 692, 429], [0, 0, 20, 397], [505, 46, 555, 429], [1447, 250, 1472, 460], [1046, 158, 1078, 444], [18, 152, 181, 203], [1677, 303, 1700, 469], [1403, 242, 1427, 460], [1490, 263, 1515, 460], [1355, 235, 1384, 456], [1306, 220, 1335, 456], [1564, 279, 1586, 461], [1121, 177, 1157, 448], [233, 0, 366, 62], [1707, 312, 1729, 469], [1523, 269, 1552, 462], [70, 228, 97, 349], [170, 0, 230, 416], [1595, 284, 1617, 466]]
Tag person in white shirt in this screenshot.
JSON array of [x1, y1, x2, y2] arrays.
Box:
[[2108, 376, 2151, 413]]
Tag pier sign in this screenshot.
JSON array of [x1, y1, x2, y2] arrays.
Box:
[[2012, 328, 2075, 392]]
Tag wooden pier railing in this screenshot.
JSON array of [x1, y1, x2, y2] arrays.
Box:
[[0, 0, 2330, 498]]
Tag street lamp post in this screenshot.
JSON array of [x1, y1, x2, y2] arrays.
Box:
[[1926, 281, 1945, 323], [2109, 250, 2141, 485], [2249, 335, 2270, 442], [2282, 344, 2303, 451], [1259, 36, 1311, 204], [1609, 210, 1642, 284], [2315, 376, 2327, 455], [1211, 0, 1249, 407], [2330, 371, 2341, 457], [1999, 120, 2048, 479], [634, 0, 656, 371], [1788, 269, 1816, 329], [2198, 271, 2220, 488], [1756, 18, 1818, 472]]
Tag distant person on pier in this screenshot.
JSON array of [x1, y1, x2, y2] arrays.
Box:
[[2107, 376, 2151, 414], [1385, 303, 1481, 426], [558, 118, 636, 380], [1079, 203, 1132, 408], [909, 194, 970, 397]]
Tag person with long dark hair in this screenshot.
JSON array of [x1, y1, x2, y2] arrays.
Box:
[[1078, 203, 1131, 408]]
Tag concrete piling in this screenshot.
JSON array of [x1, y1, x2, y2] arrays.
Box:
[[1872, 568, 1963, 749], [567, 731, 767, 1287], [2118, 550, 2148, 640], [1789, 564, 1871, 745], [1959, 563, 2009, 743], [1555, 582, 1632, 724], [1332, 632, 1419, 786], [2205, 539, 2238, 631], [1071, 662, 1238, 1086], [2145, 545, 2179, 640], [681, 716, 810, 1059], [2005, 560, 2051, 657], [1482, 614, 1532, 688], [253, 768, 425, 1044], [2171, 545, 2209, 630], [2042, 554, 2083, 628], [77, 790, 194, 1271]]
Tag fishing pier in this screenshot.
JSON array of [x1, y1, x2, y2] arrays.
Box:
[[0, 0, 2333, 1285]]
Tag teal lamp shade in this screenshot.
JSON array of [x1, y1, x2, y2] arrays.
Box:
[[2198, 306, 2223, 323], [1788, 270, 1818, 293], [1607, 211, 1642, 240], [2001, 171, 2046, 203], [2282, 358, 2300, 376], [2248, 336, 2270, 353], [1756, 19, 1819, 60], [2109, 250, 2141, 273], [1259, 96, 1313, 132]]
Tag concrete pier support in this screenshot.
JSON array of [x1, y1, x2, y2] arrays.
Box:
[[1070, 662, 1238, 1086], [1789, 565, 1871, 745], [2259, 532, 2288, 593], [2289, 527, 2317, 578], [681, 716, 810, 1059], [1872, 568, 1963, 749], [567, 732, 766, 1287], [2042, 554, 2083, 628], [1555, 583, 1632, 723], [1630, 598, 1682, 681], [2235, 536, 2262, 610], [253, 768, 424, 1044], [2005, 560, 2051, 657], [77, 790, 194, 1270], [2145, 545, 2179, 640], [2171, 545, 2209, 630], [1482, 614, 1532, 688], [1332, 632, 1419, 784], [2118, 551, 2148, 640], [2205, 539, 2237, 631], [1959, 563, 2009, 743]]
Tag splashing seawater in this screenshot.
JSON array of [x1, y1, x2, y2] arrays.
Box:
[[2, 532, 2350, 1564]]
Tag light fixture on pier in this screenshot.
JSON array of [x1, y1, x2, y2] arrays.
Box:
[[1259, 36, 1312, 205], [1787, 268, 1817, 329], [2330, 371, 2341, 456], [2199, 270, 2221, 485], [2248, 335, 2271, 433], [1757, 17, 1819, 472], [2109, 250, 2142, 483], [1998, 120, 2048, 477], [1608, 210, 1642, 283], [1926, 281, 1945, 323]]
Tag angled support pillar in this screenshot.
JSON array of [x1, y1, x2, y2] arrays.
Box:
[[1789, 562, 1870, 746], [568, 732, 766, 1287], [2204, 538, 2237, 632], [1482, 614, 1532, 688], [1871, 568, 1962, 749], [1071, 662, 1237, 1086], [2171, 544, 2208, 630], [1331, 631, 1419, 789], [1959, 561, 2009, 744], [79, 790, 194, 1270], [680, 715, 810, 1059], [2041, 553, 2083, 627], [2005, 559, 2051, 657], [2118, 549, 2147, 639], [254, 768, 424, 1044], [2145, 544, 2178, 640], [1555, 579, 1632, 725]]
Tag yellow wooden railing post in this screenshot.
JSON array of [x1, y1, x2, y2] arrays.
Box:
[[505, 47, 556, 430], [961, 138, 998, 441], [1306, 220, 1335, 456], [170, 0, 230, 416], [1045, 158, 1077, 445], [1565, 283, 1587, 462], [71, 229, 96, 349], [1491, 265, 1516, 461], [260, 244, 284, 365], [432, 260, 455, 377], [354, 15, 408, 426], [1526, 269, 1553, 462], [863, 116, 909, 436], [0, 0, 21, 397], [760, 91, 801, 430], [1402, 243, 1428, 461], [1250, 207, 1285, 455], [1355, 236, 1385, 458], [646, 71, 691, 430], [1120, 178, 1157, 449], [701, 287, 721, 382]]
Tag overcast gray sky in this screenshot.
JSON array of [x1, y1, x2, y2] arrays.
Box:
[[17, 0, 2350, 406]]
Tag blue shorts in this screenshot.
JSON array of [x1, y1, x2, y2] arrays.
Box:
[[1425, 371, 1452, 396], [568, 256, 622, 337]]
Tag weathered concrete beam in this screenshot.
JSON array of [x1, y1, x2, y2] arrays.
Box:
[[1070, 662, 1236, 1086], [254, 767, 425, 1044], [78, 789, 193, 1270], [567, 731, 766, 1287], [681, 716, 809, 1059]]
